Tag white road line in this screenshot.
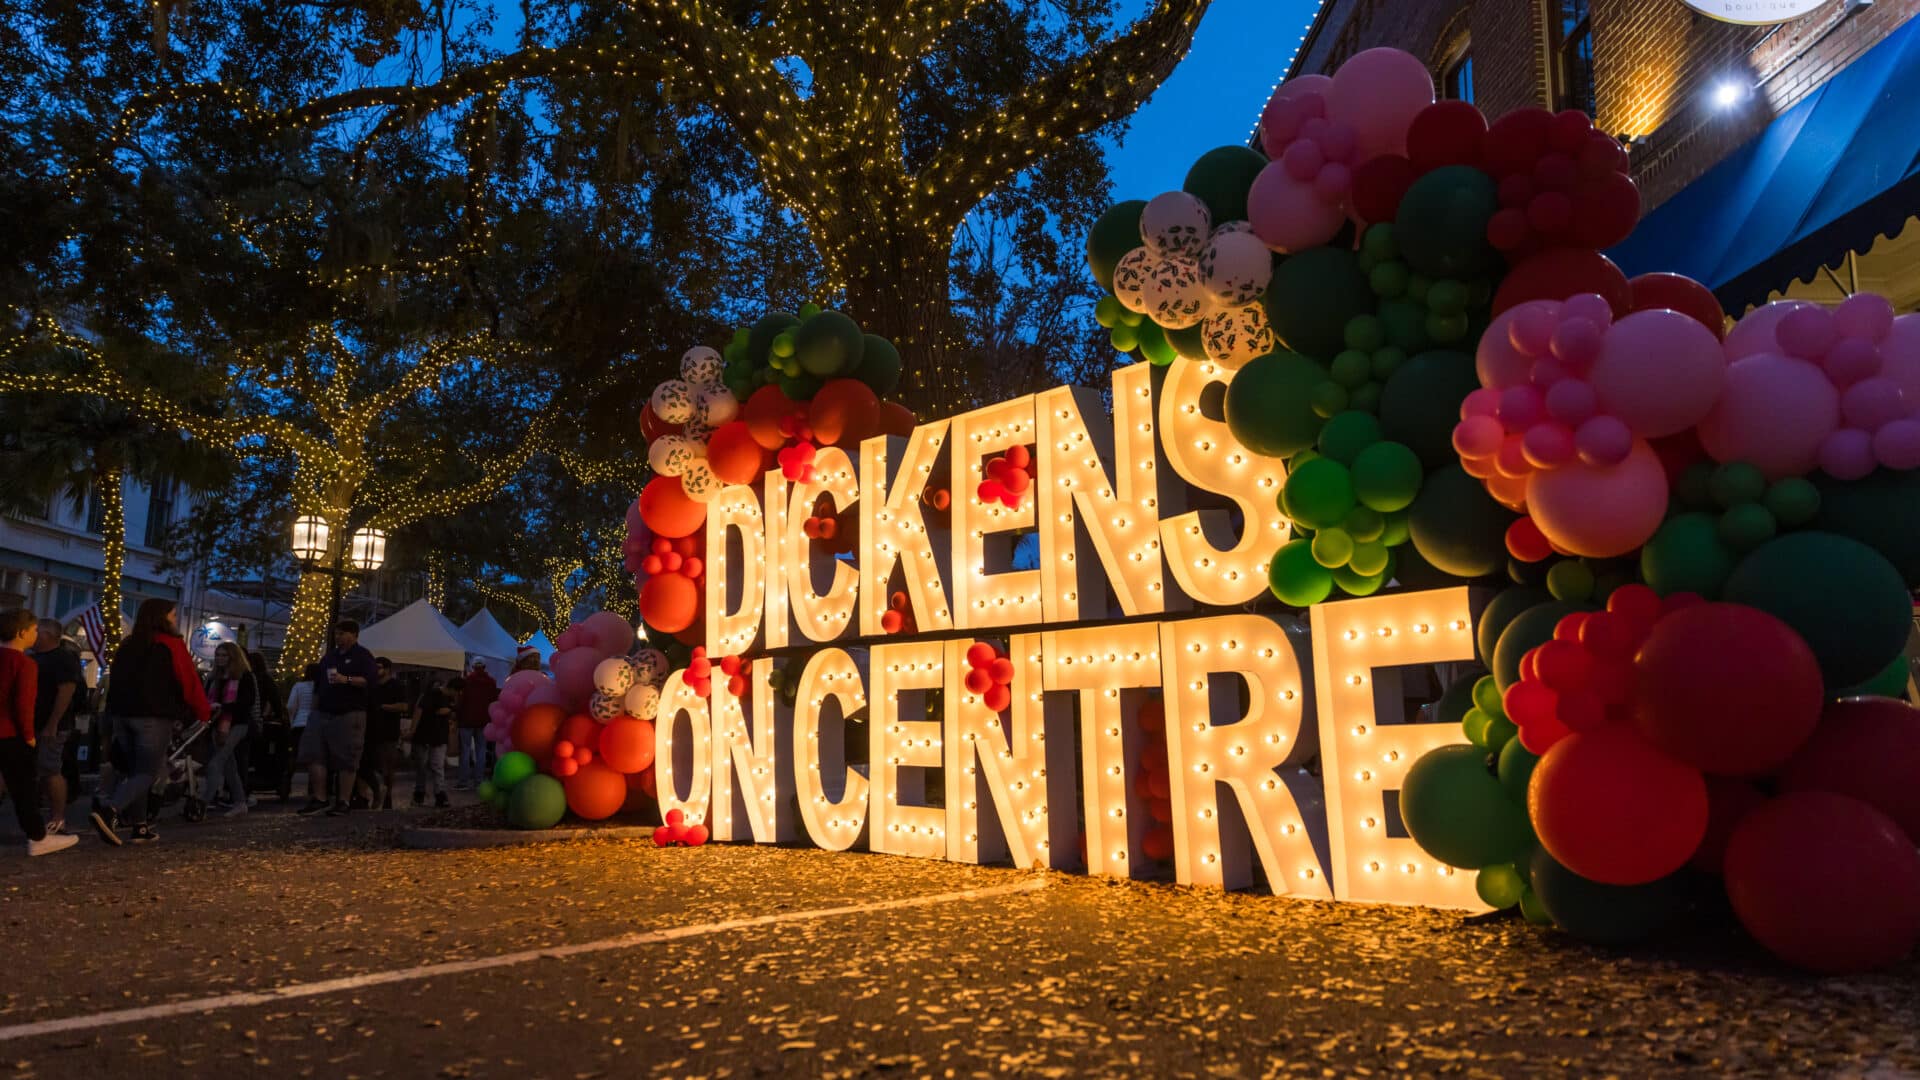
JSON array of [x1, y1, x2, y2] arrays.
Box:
[[0, 876, 1046, 1043]]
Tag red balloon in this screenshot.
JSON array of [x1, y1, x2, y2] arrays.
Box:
[[1567, 170, 1640, 249], [744, 384, 798, 450], [563, 761, 629, 821], [1142, 823, 1175, 861], [1406, 100, 1488, 172], [510, 703, 567, 764], [1690, 776, 1766, 874], [705, 420, 765, 486], [1491, 247, 1632, 318], [966, 642, 996, 668], [558, 712, 601, 756], [1350, 154, 1417, 225], [983, 684, 1012, 713], [639, 402, 681, 443], [1146, 796, 1173, 823], [639, 765, 657, 799], [1629, 272, 1727, 339], [599, 717, 656, 774], [1528, 724, 1708, 885], [1482, 107, 1555, 178], [621, 769, 655, 813], [639, 572, 700, 633], [1631, 603, 1824, 776], [1137, 698, 1164, 734], [808, 378, 882, 447], [879, 401, 917, 438], [1724, 791, 1920, 973], [1781, 697, 1920, 843], [683, 823, 710, 846], [638, 476, 707, 538]]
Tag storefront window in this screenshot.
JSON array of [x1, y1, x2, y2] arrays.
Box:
[[1443, 47, 1475, 104], [1555, 0, 1597, 118]]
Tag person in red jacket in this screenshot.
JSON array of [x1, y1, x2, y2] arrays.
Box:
[[1, 608, 77, 854], [454, 660, 498, 790], [90, 598, 210, 846]]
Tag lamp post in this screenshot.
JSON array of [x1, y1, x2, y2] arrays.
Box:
[[291, 515, 387, 630]]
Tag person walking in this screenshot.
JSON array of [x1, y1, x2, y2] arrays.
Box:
[[200, 642, 258, 818], [296, 619, 375, 818], [247, 651, 287, 800], [89, 598, 208, 846], [30, 618, 82, 834], [284, 664, 319, 801], [411, 675, 459, 808], [355, 657, 406, 810], [2, 609, 78, 855], [455, 660, 497, 790]]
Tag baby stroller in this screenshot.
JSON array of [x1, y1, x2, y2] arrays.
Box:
[[146, 720, 213, 824]]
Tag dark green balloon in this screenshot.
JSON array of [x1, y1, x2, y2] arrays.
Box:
[[507, 773, 568, 830], [1476, 587, 1550, 667], [1837, 652, 1911, 700], [1388, 538, 1468, 591], [1723, 531, 1912, 689], [1409, 465, 1518, 580], [1378, 297, 1432, 353], [1182, 146, 1269, 225], [1812, 467, 1920, 587], [1224, 350, 1328, 458], [1378, 350, 1481, 467], [1317, 410, 1382, 465], [1269, 538, 1334, 607], [1640, 513, 1734, 597], [746, 312, 799, 369], [776, 370, 822, 401], [1437, 671, 1485, 729], [1401, 744, 1537, 870], [794, 310, 865, 376], [1497, 738, 1539, 806], [1087, 200, 1147, 291], [1393, 165, 1501, 279], [1266, 248, 1375, 360], [1529, 849, 1684, 945], [1351, 441, 1424, 513], [857, 334, 902, 396], [1167, 322, 1208, 361], [1136, 320, 1178, 367], [1492, 600, 1581, 692]]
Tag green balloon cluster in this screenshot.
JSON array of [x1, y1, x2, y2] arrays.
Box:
[[1095, 296, 1176, 365], [1460, 674, 1518, 754], [1652, 462, 1823, 596], [722, 304, 901, 401], [486, 750, 540, 819], [1354, 223, 1491, 356], [1269, 413, 1425, 604]]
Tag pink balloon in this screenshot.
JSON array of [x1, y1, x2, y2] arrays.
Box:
[[487, 701, 509, 724], [1312, 162, 1352, 201], [1589, 309, 1726, 437], [550, 646, 602, 707], [1698, 353, 1840, 479], [1574, 414, 1632, 465], [1327, 48, 1435, 161], [1498, 385, 1545, 429], [1248, 163, 1346, 253], [1880, 314, 1920, 402], [1477, 304, 1548, 387], [1260, 74, 1334, 157], [1776, 305, 1839, 361], [1835, 293, 1895, 343], [1487, 472, 1530, 511], [503, 669, 549, 698], [1511, 302, 1561, 358], [1842, 377, 1907, 431], [583, 611, 637, 656], [1283, 139, 1323, 181], [1545, 378, 1598, 425], [1823, 338, 1882, 387], [1522, 422, 1576, 468], [1453, 415, 1505, 457], [1874, 418, 1920, 471], [1550, 317, 1605, 368], [1526, 439, 1669, 558], [1819, 428, 1876, 481], [526, 682, 569, 709], [1724, 300, 1817, 361]]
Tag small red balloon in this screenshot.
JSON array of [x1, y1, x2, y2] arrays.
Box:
[[1529, 724, 1708, 885], [966, 642, 997, 669], [1482, 107, 1556, 177], [1629, 272, 1727, 339], [983, 684, 1012, 713]]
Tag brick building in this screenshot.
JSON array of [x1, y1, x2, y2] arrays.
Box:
[[1284, 0, 1920, 311]]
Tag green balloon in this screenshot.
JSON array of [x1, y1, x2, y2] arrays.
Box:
[[1476, 863, 1527, 909], [1497, 738, 1538, 805], [1378, 297, 1431, 352], [1380, 508, 1410, 547], [1330, 349, 1372, 388], [1813, 467, 1920, 586], [1518, 884, 1554, 925], [1393, 165, 1501, 279], [1476, 587, 1550, 666], [1224, 351, 1329, 458], [486, 789, 509, 812], [1282, 457, 1357, 530], [1837, 652, 1911, 700], [1764, 476, 1821, 527], [1493, 601, 1581, 692], [1546, 559, 1595, 603], [1409, 465, 1518, 580], [1348, 539, 1390, 577], [1095, 294, 1123, 329], [1344, 506, 1385, 543], [1166, 322, 1208, 361], [1266, 248, 1375, 360], [476, 780, 497, 802], [1723, 531, 1912, 689], [1317, 410, 1382, 465], [1401, 744, 1537, 870], [1529, 849, 1683, 945], [1351, 440, 1424, 513], [777, 370, 822, 401], [1709, 461, 1767, 509], [1483, 715, 1518, 754], [1087, 200, 1147, 291], [1311, 527, 1355, 569], [492, 750, 536, 790], [1182, 146, 1268, 224], [794, 310, 865, 376], [1110, 323, 1140, 353], [1473, 674, 1505, 716], [1378, 350, 1481, 467], [507, 773, 568, 831], [1135, 320, 1178, 367], [1462, 707, 1494, 747], [853, 334, 900, 395], [1332, 560, 1390, 596], [746, 312, 800, 369], [1640, 513, 1734, 598], [1269, 538, 1335, 607], [1717, 502, 1777, 550], [1310, 381, 1350, 418], [1675, 461, 1715, 507], [1437, 672, 1483, 729]]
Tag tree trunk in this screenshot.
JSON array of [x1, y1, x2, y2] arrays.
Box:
[[93, 455, 127, 667], [836, 222, 972, 419], [281, 568, 335, 672]]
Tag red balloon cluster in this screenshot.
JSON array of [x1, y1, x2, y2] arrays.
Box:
[[684, 646, 713, 698], [1503, 584, 1691, 754], [718, 654, 748, 697], [637, 534, 705, 636], [1135, 696, 1174, 862], [879, 591, 918, 635], [777, 440, 818, 483], [962, 641, 1016, 713], [654, 807, 710, 847], [550, 712, 602, 777], [921, 485, 952, 518], [1480, 108, 1637, 258], [977, 445, 1033, 510]]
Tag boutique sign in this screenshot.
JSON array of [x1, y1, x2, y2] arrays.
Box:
[[650, 356, 1486, 910], [1680, 0, 1834, 24]]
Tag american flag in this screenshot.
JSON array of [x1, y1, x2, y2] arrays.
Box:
[[79, 603, 107, 661]]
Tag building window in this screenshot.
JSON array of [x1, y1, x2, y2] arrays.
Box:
[[1555, 0, 1596, 118], [1442, 45, 1475, 104], [143, 475, 176, 548], [54, 582, 91, 618], [85, 483, 106, 534]]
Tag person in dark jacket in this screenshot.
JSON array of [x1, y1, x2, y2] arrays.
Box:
[[91, 598, 210, 846], [411, 676, 459, 807], [200, 642, 258, 817], [297, 619, 376, 818], [2, 608, 77, 855]]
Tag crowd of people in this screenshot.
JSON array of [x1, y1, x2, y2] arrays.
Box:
[[0, 598, 505, 856]]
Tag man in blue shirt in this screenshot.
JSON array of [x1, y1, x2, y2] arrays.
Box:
[[296, 619, 377, 817]]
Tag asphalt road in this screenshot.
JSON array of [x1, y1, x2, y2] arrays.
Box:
[[2, 805, 1917, 1078]]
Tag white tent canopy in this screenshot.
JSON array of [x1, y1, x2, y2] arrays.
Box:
[[458, 609, 519, 677], [357, 599, 492, 673]]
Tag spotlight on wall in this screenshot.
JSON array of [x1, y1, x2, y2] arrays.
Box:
[[1713, 81, 1745, 109]]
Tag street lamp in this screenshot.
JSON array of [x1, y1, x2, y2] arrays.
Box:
[[291, 515, 331, 564], [290, 515, 387, 629], [347, 527, 388, 573]]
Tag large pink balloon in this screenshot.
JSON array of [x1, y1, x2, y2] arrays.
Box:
[[1881, 313, 1920, 404], [1589, 309, 1727, 437], [1723, 299, 1817, 361], [1327, 48, 1435, 161], [549, 646, 602, 710], [1260, 74, 1334, 157], [525, 681, 569, 709], [583, 610, 636, 657], [1697, 353, 1840, 479], [1526, 438, 1669, 557], [502, 669, 549, 697], [1248, 163, 1346, 253]]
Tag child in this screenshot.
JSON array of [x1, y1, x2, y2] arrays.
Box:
[[1, 609, 78, 855]]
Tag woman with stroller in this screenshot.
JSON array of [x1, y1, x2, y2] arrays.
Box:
[[201, 642, 258, 817], [91, 598, 210, 846]]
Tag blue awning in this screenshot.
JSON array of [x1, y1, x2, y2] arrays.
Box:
[[1608, 13, 1920, 312]]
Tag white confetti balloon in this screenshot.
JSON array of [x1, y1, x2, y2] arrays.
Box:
[[629, 648, 671, 687], [1113, 247, 1157, 314], [1202, 303, 1276, 371], [1199, 229, 1275, 308], [623, 682, 661, 720], [1143, 257, 1209, 330], [650, 379, 695, 424], [680, 346, 725, 386], [680, 457, 721, 503], [692, 385, 738, 428], [1140, 190, 1212, 260], [588, 690, 624, 722], [593, 656, 636, 696], [1214, 219, 1256, 237], [646, 434, 700, 477]]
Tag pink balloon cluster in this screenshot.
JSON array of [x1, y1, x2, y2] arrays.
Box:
[[482, 612, 641, 747], [1259, 89, 1358, 210], [1705, 296, 1920, 480]]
